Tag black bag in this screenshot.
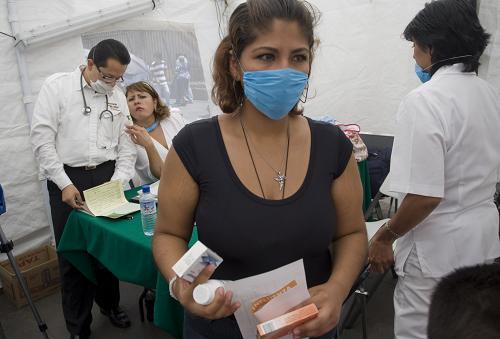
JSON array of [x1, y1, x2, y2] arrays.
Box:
[[367, 147, 392, 198]]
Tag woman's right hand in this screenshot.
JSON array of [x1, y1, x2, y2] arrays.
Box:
[[125, 124, 154, 148], [172, 265, 241, 320]]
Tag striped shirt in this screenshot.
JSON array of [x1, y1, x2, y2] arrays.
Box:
[[150, 60, 168, 84]]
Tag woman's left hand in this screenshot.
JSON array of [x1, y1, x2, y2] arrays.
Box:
[[125, 124, 154, 148], [291, 282, 343, 338], [368, 226, 395, 274]]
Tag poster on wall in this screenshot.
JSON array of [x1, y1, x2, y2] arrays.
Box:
[[82, 21, 210, 122]]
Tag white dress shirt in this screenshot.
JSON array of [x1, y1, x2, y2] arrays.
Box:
[[31, 66, 137, 190], [134, 112, 186, 185], [389, 64, 500, 278]]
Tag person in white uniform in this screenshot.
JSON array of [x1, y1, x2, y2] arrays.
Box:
[[31, 39, 136, 338], [125, 81, 186, 185], [368, 1, 500, 338]]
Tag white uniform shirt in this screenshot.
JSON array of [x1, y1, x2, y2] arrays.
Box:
[[390, 64, 500, 278], [134, 112, 186, 185], [31, 66, 137, 190]]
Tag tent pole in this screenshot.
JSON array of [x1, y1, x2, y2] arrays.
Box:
[[7, 0, 35, 124]]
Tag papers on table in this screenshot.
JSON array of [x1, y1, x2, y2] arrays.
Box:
[[225, 259, 310, 339], [81, 180, 139, 219]]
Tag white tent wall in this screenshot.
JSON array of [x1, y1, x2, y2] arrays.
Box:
[[0, 0, 223, 268], [0, 0, 60, 264], [304, 0, 427, 134], [0, 0, 498, 267], [479, 0, 500, 90], [211, 0, 427, 134]]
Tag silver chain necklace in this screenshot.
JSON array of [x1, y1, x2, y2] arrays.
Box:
[[239, 116, 290, 197]]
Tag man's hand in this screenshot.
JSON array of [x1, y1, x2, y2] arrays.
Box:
[[62, 184, 84, 209]]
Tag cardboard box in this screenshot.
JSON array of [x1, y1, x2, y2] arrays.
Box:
[[0, 245, 60, 308], [257, 303, 319, 339], [172, 241, 223, 282]]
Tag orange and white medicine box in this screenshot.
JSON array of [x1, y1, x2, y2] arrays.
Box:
[[256, 303, 319, 339], [172, 241, 223, 282]]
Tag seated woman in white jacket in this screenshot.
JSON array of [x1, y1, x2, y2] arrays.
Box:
[[125, 81, 186, 185]]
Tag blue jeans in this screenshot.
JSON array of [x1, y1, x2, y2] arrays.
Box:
[[183, 311, 337, 339]]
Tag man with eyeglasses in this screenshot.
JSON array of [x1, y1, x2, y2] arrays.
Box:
[[31, 39, 136, 339]]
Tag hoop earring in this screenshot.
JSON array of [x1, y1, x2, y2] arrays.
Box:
[[233, 80, 244, 107], [299, 81, 310, 104]]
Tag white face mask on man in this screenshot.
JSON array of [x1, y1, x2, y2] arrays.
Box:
[[90, 79, 115, 95]]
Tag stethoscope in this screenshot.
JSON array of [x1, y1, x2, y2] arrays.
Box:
[[80, 69, 115, 149], [80, 69, 114, 121]]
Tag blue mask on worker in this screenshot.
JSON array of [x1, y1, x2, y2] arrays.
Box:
[[415, 64, 431, 83], [414, 55, 474, 84], [243, 68, 308, 120]]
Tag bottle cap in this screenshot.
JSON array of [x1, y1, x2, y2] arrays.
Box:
[[193, 285, 212, 305], [142, 185, 150, 194]]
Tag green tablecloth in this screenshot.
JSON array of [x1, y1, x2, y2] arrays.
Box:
[[357, 160, 372, 213], [57, 187, 197, 339], [58, 165, 370, 339]]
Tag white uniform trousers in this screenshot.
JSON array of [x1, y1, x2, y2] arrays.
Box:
[[394, 246, 439, 339]]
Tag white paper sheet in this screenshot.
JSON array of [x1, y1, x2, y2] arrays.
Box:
[[150, 180, 160, 196], [225, 259, 310, 339], [82, 180, 139, 218]]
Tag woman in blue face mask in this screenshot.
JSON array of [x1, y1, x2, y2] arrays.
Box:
[[152, 0, 369, 338], [368, 1, 500, 339]]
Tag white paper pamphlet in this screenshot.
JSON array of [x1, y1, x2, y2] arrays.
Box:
[[225, 259, 310, 339], [81, 180, 139, 219]]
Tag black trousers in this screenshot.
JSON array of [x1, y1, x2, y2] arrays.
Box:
[[174, 77, 189, 103], [48, 161, 120, 336]]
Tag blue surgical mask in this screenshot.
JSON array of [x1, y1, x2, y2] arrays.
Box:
[[414, 54, 473, 83], [242, 68, 308, 120], [415, 63, 431, 83]]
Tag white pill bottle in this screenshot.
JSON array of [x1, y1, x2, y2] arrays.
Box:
[[193, 280, 225, 305]]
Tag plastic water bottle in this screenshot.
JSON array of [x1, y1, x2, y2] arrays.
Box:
[[140, 185, 156, 236]]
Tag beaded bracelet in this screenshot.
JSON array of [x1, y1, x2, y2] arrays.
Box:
[[385, 219, 401, 239]]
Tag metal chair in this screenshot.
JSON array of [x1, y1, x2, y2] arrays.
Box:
[[339, 174, 401, 339]]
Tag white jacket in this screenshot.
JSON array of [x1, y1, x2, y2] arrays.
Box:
[[390, 64, 500, 278]]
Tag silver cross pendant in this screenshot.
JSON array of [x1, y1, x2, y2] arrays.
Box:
[[274, 172, 287, 191]]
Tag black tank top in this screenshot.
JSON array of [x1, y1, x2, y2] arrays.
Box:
[[173, 116, 353, 287]]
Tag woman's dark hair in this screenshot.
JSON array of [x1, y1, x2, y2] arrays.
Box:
[[212, 0, 319, 114], [403, 0, 490, 75], [126, 81, 170, 121], [88, 39, 131, 67]]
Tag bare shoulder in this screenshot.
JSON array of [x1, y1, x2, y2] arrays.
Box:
[[217, 112, 241, 138], [289, 114, 311, 139]]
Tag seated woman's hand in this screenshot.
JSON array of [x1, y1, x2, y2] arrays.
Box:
[[291, 282, 343, 338], [125, 124, 154, 148], [172, 265, 241, 320]]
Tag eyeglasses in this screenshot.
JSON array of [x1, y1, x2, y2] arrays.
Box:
[[96, 66, 124, 83]]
